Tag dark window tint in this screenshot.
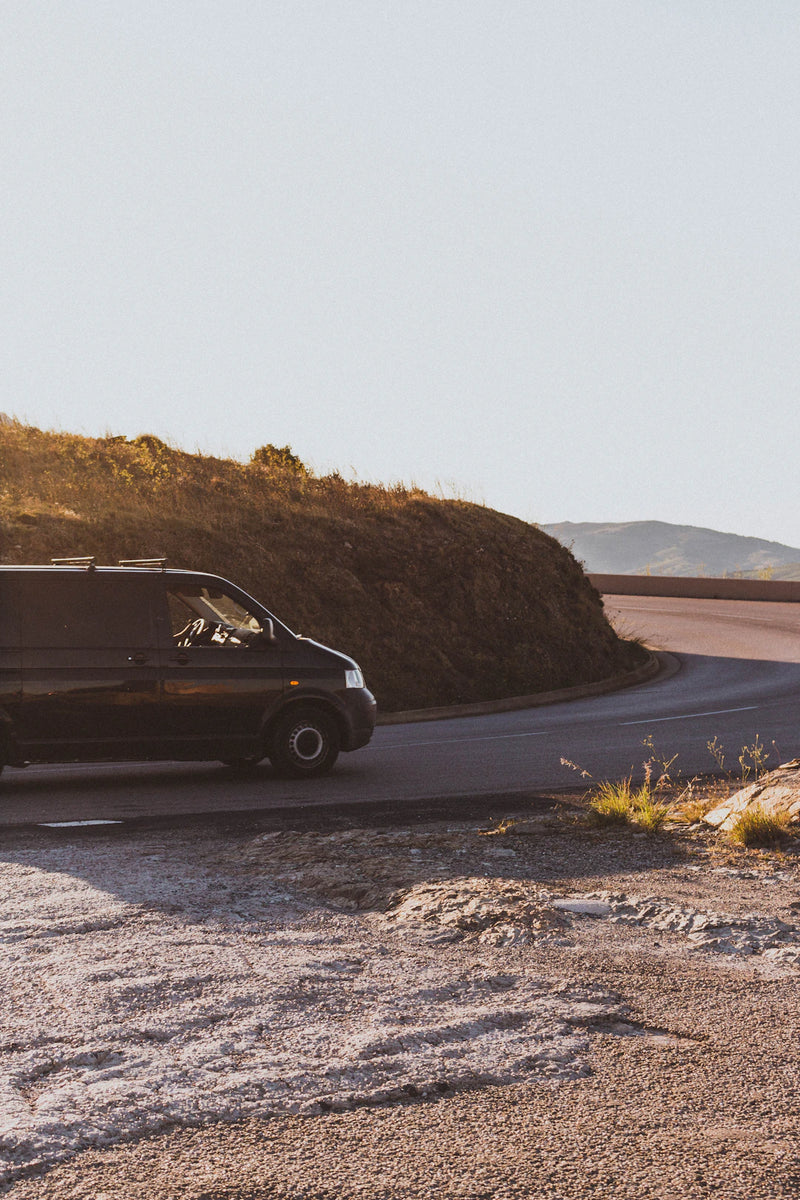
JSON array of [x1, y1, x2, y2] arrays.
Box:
[[17, 573, 157, 648], [0, 575, 20, 648]]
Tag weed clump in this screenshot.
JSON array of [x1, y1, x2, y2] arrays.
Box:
[[728, 806, 792, 849], [564, 733, 798, 850], [588, 778, 670, 833], [707, 734, 775, 785], [589, 779, 638, 825], [564, 740, 675, 835], [632, 791, 672, 833]]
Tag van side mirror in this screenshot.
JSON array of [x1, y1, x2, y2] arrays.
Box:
[[252, 619, 278, 648]]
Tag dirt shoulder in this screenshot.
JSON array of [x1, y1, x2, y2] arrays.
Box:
[[2, 797, 799, 1199]]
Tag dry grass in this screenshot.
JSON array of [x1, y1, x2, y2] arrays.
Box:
[[589, 780, 637, 825], [671, 792, 719, 825], [588, 778, 670, 833], [728, 806, 793, 849], [0, 420, 642, 712]]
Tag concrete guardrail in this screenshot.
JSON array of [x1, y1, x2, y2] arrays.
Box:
[[589, 574, 800, 603]]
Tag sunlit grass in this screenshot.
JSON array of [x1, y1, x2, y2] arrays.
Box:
[[589, 780, 635, 825], [632, 791, 672, 833], [728, 805, 792, 849], [588, 778, 670, 833]]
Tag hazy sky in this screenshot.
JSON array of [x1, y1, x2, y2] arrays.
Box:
[[3, 3, 800, 545]]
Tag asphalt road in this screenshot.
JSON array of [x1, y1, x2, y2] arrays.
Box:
[[2, 594, 799, 827]]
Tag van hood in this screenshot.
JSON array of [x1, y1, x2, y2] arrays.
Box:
[[295, 637, 359, 672]]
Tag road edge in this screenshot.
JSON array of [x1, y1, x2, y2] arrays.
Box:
[[377, 648, 665, 726]]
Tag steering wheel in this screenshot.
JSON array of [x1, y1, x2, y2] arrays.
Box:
[[182, 617, 217, 646]]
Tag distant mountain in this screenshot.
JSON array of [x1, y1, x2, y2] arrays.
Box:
[[542, 520, 800, 579]]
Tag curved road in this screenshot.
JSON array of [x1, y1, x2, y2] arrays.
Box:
[[2, 595, 800, 826]]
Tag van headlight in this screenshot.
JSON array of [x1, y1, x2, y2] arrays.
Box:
[[345, 667, 364, 689]]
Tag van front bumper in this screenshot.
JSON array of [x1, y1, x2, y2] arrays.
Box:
[[341, 687, 377, 751]]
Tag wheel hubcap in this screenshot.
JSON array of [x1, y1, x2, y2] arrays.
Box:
[[289, 724, 324, 762]]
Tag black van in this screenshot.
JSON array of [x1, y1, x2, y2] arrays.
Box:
[[0, 559, 376, 777]]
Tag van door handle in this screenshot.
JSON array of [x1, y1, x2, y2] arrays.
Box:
[[171, 652, 189, 665], [128, 652, 148, 665]]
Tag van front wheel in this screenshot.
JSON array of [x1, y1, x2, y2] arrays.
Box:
[[268, 708, 340, 778]]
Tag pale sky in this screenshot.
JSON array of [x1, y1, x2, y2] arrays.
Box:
[[3, 3, 800, 545]]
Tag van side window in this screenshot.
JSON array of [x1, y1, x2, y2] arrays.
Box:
[[167, 586, 263, 648], [0, 576, 20, 648], [17, 574, 156, 648]]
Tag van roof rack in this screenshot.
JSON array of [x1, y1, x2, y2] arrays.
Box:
[[117, 558, 167, 569], [51, 556, 96, 569]]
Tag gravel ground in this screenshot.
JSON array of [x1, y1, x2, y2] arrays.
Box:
[[1, 801, 799, 1198]]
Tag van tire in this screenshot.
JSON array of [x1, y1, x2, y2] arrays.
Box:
[[268, 707, 340, 777]]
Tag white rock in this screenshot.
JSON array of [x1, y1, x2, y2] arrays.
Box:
[[552, 899, 612, 917]]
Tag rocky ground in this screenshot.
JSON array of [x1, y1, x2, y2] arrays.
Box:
[[1, 796, 799, 1199]]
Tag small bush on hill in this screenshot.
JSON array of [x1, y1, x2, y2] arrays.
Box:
[[250, 444, 308, 474]]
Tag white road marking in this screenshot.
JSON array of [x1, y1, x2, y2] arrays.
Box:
[[38, 819, 125, 827], [619, 705, 758, 727]]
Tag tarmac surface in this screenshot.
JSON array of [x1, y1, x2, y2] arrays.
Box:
[[2, 595, 800, 828]]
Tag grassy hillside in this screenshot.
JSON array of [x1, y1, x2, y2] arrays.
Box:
[[544, 520, 800, 579], [0, 421, 640, 711]]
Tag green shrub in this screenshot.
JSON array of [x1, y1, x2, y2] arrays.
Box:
[[250, 444, 307, 474]]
